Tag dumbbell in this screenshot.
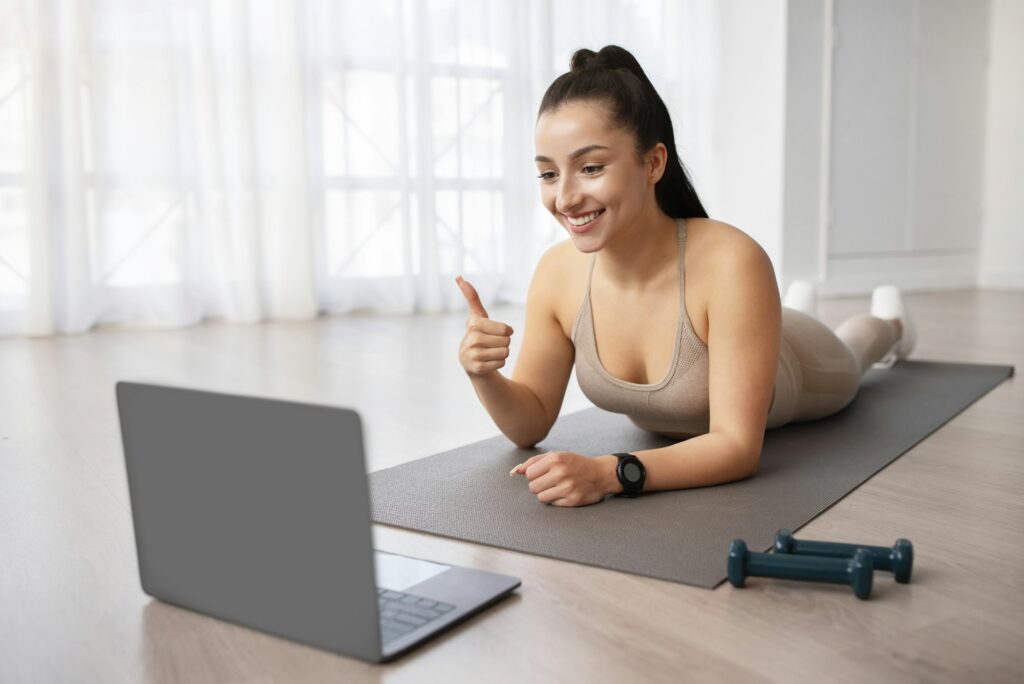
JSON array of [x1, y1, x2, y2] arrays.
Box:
[[773, 529, 913, 583], [728, 539, 873, 600]]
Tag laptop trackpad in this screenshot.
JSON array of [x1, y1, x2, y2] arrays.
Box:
[[375, 552, 450, 591]]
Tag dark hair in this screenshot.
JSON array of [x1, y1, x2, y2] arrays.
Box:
[[538, 45, 708, 219]]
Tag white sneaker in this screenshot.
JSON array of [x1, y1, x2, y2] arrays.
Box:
[[870, 285, 917, 369], [783, 280, 819, 318]]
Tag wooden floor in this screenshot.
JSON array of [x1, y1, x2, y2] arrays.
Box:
[[1, 289, 1021, 683]]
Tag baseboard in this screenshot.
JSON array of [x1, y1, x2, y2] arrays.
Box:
[[819, 251, 978, 296], [976, 269, 1024, 291]]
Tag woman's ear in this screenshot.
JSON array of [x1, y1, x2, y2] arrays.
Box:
[[646, 143, 668, 184]]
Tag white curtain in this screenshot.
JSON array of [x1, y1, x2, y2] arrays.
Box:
[[0, 0, 717, 337]]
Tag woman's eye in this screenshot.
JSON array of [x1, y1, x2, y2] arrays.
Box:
[[582, 164, 604, 174], [537, 171, 556, 181]]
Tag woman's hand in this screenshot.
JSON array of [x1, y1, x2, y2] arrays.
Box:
[[456, 276, 514, 377], [511, 451, 619, 507]]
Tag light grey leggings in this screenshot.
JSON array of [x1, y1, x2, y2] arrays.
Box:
[[766, 308, 899, 428]]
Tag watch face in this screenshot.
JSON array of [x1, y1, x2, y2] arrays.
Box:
[[622, 462, 642, 484]]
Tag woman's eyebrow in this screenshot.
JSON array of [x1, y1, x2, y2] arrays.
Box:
[[534, 144, 610, 163]]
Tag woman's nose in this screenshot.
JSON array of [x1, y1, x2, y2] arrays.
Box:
[[555, 177, 582, 215]]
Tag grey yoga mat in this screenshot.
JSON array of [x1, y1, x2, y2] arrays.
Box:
[[369, 361, 1014, 588]]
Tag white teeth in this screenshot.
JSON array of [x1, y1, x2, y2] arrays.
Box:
[[567, 210, 603, 226]]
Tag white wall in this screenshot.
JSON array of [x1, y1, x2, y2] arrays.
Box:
[[978, 0, 1024, 290], [706, 0, 788, 272], [825, 0, 988, 295], [781, 0, 829, 286], [781, 0, 1018, 296]]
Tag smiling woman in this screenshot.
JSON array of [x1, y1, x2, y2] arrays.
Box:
[[455, 45, 917, 508]]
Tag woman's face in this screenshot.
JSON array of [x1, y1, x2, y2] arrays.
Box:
[[534, 100, 660, 252]]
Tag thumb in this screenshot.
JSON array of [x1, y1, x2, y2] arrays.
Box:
[[455, 276, 489, 319]]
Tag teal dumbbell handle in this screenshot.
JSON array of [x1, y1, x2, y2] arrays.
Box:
[[773, 529, 913, 584], [728, 539, 873, 600]]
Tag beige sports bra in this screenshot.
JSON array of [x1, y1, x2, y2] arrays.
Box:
[[570, 218, 711, 438]]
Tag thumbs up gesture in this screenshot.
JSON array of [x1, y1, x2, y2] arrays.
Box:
[[456, 276, 514, 377]]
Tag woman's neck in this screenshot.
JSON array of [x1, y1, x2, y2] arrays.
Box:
[[596, 207, 679, 292]]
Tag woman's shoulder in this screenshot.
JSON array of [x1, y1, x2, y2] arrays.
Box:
[[530, 238, 590, 336], [546, 236, 587, 264], [532, 237, 590, 284], [686, 217, 774, 279], [684, 218, 777, 338], [687, 217, 767, 256]]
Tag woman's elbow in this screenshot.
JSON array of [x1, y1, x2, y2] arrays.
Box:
[[509, 419, 556, 450], [721, 433, 763, 479], [510, 428, 549, 450], [738, 446, 763, 479], [738, 456, 761, 480]]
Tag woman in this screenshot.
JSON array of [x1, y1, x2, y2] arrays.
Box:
[[455, 45, 915, 507]]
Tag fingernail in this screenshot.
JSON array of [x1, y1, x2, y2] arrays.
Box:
[[509, 463, 523, 477]]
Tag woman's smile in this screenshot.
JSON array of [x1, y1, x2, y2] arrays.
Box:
[[566, 208, 606, 234]]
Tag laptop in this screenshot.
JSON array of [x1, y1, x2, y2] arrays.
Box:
[[115, 381, 521, 663]]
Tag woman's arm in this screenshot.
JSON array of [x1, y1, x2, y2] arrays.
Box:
[[460, 243, 576, 448], [520, 430, 755, 504], [518, 231, 782, 503], [631, 231, 782, 490]]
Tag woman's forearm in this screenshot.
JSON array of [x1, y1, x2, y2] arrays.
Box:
[[468, 372, 551, 448], [601, 431, 759, 495]]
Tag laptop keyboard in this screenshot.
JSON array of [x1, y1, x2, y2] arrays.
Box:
[[377, 588, 456, 644]]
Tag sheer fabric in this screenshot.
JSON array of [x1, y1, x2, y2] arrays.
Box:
[[0, 0, 717, 336]]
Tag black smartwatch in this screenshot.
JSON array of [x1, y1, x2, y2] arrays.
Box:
[[613, 452, 646, 497]]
